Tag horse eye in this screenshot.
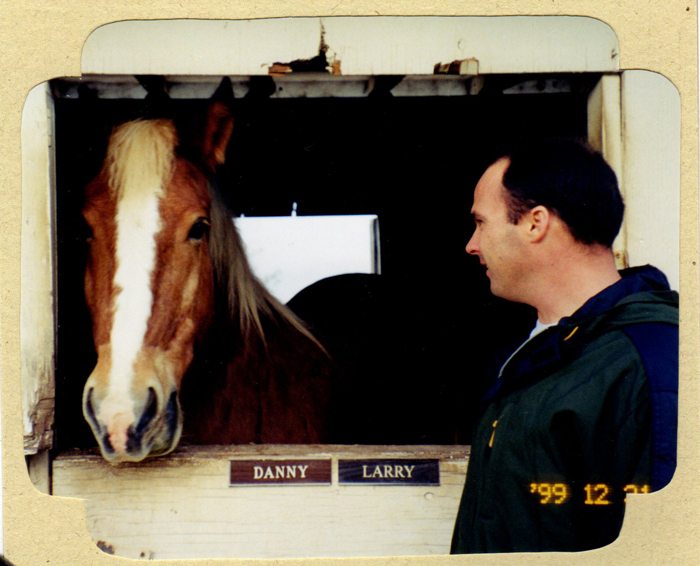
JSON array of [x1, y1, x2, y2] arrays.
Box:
[[79, 217, 94, 244], [187, 217, 210, 242]]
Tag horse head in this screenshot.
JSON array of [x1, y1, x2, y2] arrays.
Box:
[[81, 80, 234, 463]]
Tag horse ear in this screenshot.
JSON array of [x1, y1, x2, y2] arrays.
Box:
[[202, 77, 235, 171], [136, 75, 172, 119]]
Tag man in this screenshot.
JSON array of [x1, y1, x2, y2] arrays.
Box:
[[451, 139, 678, 553]]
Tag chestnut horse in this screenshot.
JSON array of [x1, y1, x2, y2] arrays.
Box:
[[81, 81, 331, 463]]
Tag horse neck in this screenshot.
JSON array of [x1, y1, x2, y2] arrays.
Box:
[[180, 288, 289, 442], [203, 287, 263, 361]]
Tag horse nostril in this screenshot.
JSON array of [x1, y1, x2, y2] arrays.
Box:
[[135, 387, 159, 435], [85, 387, 101, 433], [165, 391, 179, 435], [101, 432, 115, 454]]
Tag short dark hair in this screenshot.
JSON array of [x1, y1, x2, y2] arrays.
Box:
[[499, 138, 624, 247]]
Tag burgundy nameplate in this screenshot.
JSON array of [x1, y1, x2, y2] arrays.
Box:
[[230, 459, 332, 486]]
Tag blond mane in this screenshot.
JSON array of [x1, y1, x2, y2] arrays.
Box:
[[208, 192, 324, 351], [105, 119, 177, 202]]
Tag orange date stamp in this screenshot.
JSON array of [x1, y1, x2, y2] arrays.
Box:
[[529, 482, 651, 505]]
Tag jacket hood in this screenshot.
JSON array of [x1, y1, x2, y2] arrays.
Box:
[[559, 264, 678, 333]]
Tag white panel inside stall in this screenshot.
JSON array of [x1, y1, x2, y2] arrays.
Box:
[[235, 215, 380, 303]]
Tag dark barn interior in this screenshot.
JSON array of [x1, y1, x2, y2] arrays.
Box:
[[51, 73, 594, 452]]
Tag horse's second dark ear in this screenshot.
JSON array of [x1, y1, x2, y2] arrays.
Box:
[[202, 77, 235, 171], [136, 75, 172, 119]]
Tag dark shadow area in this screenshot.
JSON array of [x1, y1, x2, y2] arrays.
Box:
[[52, 74, 591, 451]]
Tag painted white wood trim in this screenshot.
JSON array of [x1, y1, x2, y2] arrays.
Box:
[[27, 450, 51, 494], [81, 17, 619, 77], [53, 444, 468, 560], [82, 19, 323, 76], [588, 74, 627, 268], [322, 16, 619, 76], [21, 83, 56, 454], [621, 71, 680, 290]]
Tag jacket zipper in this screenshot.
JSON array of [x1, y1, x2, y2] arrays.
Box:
[[488, 419, 498, 448]]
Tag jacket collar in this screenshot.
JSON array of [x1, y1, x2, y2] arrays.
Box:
[[483, 265, 675, 402], [559, 265, 673, 328]]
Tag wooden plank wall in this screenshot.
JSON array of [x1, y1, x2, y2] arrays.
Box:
[[52, 445, 468, 560]]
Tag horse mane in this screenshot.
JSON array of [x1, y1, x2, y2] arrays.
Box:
[[105, 117, 323, 352], [207, 186, 325, 352], [105, 119, 177, 201]]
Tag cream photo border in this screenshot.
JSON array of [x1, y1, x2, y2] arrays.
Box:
[[1, 1, 697, 565]]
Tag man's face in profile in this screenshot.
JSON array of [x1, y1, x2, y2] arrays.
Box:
[[466, 158, 531, 303]]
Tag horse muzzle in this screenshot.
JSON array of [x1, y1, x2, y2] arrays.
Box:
[[83, 384, 183, 464]]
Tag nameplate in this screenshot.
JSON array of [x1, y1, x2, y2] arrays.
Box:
[[338, 459, 440, 486], [230, 459, 332, 486]]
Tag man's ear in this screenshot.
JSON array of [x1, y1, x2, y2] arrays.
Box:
[[524, 205, 551, 243], [201, 77, 235, 172]]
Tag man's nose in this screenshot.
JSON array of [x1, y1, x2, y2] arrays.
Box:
[[465, 232, 479, 255]]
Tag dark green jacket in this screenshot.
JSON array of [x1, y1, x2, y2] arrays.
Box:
[[451, 266, 678, 553]]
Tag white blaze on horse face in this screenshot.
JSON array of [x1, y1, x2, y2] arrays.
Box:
[[99, 183, 163, 430], [94, 121, 175, 447]]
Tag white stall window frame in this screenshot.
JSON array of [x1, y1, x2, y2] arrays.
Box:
[[81, 16, 620, 77], [23, 71, 617, 465], [21, 83, 57, 460], [588, 74, 626, 268], [587, 71, 681, 290], [621, 71, 680, 289]]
